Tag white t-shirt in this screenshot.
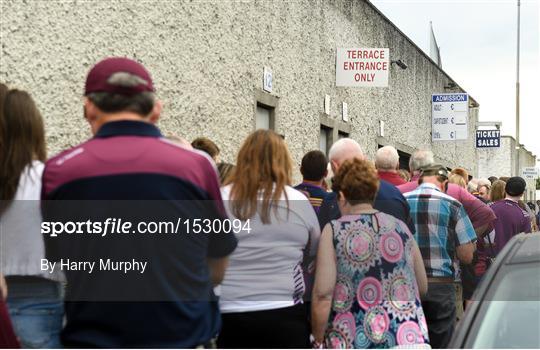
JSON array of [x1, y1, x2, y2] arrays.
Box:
[[219, 184, 320, 313], [1, 161, 63, 281]]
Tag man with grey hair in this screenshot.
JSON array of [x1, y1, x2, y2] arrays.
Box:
[[319, 138, 415, 233], [476, 178, 491, 202], [397, 149, 435, 193], [375, 145, 406, 186], [467, 178, 480, 195]]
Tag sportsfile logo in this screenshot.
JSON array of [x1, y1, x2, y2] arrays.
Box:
[[41, 218, 251, 237]]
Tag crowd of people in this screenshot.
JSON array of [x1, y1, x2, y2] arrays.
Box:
[[1, 57, 538, 349]]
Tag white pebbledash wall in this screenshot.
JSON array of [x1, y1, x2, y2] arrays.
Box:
[[1, 0, 482, 182], [477, 136, 537, 201]]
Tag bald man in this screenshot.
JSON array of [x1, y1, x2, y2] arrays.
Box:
[[319, 138, 415, 234]]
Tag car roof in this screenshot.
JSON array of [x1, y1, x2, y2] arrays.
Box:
[[507, 232, 540, 264]]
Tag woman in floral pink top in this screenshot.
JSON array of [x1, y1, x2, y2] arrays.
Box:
[[311, 158, 428, 348]]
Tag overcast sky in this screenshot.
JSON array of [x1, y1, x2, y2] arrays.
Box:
[[371, 0, 539, 159]]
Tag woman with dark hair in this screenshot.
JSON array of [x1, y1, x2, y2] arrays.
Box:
[[0, 83, 8, 163], [0, 83, 20, 349], [217, 130, 320, 348], [311, 158, 428, 348], [191, 136, 220, 162], [217, 162, 235, 185], [0, 89, 64, 348]]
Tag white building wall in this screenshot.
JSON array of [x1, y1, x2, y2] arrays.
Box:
[[1, 0, 480, 181], [477, 136, 514, 178], [519, 148, 537, 201], [477, 136, 537, 201]]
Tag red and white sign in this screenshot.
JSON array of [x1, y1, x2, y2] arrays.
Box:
[[336, 48, 389, 87]]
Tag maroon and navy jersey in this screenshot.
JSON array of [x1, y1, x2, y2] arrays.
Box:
[[41, 120, 237, 348]]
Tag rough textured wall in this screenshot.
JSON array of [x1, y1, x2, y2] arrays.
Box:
[[477, 136, 514, 179], [518, 147, 537, 201], [1, 0, 478, 181], [477, 136, 536, 200]]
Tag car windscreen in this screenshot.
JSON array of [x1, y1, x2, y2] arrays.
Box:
[[470, 262, 540, 348]]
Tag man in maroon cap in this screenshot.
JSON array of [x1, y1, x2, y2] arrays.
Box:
[[42, 57, 237, 348]]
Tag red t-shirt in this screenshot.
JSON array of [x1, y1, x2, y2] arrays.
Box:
[[377, 170, 406, 186]]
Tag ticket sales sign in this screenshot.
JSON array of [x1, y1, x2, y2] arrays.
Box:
[[432, 93, 468, 141], [476, 129, 500, 148], [336, 48, 389, 87]]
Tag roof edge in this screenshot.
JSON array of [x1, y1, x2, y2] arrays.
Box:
[[501, 135, 537, 159], [364, 0, 479, 107]]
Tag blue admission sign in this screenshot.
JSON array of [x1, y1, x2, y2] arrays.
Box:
[[432, 94, 468, 103], [476, 129, 500, 148]]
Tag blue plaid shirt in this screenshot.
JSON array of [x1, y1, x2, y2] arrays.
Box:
[[404, 183, 476, 278]]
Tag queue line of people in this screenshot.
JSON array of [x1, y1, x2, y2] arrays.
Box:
[[0, 57, 536, 349]]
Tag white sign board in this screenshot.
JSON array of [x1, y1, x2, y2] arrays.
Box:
[[432, 93, 468, 141], [263, 67, 272, 93], [324, 95, 330, 115], [336, 48, 389, 87], [522, 167, 539, 180], [342, 102, 348, 122]]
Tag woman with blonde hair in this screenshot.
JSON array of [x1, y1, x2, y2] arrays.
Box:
[[448, 174, 467, 189], [451, 167, 469, 183], [311, 158, 428, 348], [218, 130, 320, 348], [398, 169, 411, 183]]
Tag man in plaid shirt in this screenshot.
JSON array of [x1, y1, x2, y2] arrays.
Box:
[[404, 164, 476, 349]]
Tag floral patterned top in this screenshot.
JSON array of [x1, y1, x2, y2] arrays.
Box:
[[324, 212, 429, 348]]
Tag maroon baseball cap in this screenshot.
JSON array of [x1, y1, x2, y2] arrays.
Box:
[[84, 57, 154, 96]]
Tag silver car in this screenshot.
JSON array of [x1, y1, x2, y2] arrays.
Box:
[[450, 232, 540, 348]]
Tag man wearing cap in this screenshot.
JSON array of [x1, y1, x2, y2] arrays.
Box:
[[398, 150, 496, 238], [490, 177, 532, 255], [41, 57, 237, 347], [404, 164, 477, 349]]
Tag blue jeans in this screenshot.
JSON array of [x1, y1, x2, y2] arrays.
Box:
[[6, 277, 64, 348]]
